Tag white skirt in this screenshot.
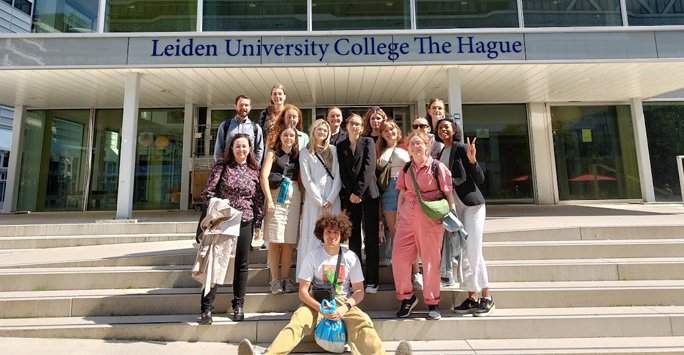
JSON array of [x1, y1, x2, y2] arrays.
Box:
[[263, 182, 301, 244]]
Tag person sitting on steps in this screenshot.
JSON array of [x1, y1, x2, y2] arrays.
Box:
[[237, 213, 413, 355]]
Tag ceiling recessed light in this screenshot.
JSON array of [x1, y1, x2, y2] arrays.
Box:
[[248, 2, 256, 7], [127, 4, 135, 9], [460, 1, 468, 4], [386, 2, 394, 6]]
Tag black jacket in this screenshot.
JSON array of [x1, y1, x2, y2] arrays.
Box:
[[443, 142, 485, 206], [330, 130, 348, 147], [337, 136, 380, 201]]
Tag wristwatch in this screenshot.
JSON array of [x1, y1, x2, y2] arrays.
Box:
[[345, 301, 353, 310]]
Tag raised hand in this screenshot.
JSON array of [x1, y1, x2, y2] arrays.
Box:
[[466, 137, 477, 164]]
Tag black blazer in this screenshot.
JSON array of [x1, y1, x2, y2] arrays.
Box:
[[330, 130, 348, 147], [337, 136, 380, 201], [443, 142, 486, 206]]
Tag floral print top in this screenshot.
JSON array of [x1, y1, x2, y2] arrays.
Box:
[[201, 159, 265, 228]]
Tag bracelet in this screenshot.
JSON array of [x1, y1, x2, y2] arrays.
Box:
[[345, 301, 353, 310]]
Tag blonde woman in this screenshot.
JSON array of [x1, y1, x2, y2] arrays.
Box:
[[297, 119, 342, 277]]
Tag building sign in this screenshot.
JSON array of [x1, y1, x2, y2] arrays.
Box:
[[1, 31, 684, 68], [128, 34, 525, 65]]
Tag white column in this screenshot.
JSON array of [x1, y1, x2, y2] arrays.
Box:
[[97, 0, 106, 33], [630, 98, 655, 202], [528, 103, 556, 205], [3, 106, 26, 213], [116, 72, 141, 219], [180, 103, 194, 210], [447, 68, 463, 140]]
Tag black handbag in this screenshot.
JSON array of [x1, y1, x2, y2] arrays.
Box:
[[267, 152, 292, 190], [311, 248, 343, 303]]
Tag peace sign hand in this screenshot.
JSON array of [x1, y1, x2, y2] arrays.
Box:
[[466, 137, 477, 164]]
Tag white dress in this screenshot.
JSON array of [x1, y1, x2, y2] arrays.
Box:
[[297, 146, 342, 278]]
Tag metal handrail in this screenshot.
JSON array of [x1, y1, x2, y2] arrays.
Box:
[[678, 155, 684, 205]]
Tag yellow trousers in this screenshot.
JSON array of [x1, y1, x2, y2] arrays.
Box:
[[265, 298, 387, 355]]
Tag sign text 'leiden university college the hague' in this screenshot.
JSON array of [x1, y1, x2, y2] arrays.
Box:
[[149, 35, 523, 62], [1, 31, 683, 67]]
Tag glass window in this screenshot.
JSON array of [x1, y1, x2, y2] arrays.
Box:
[[462, 104, 534, 203], [134, 109, 185, 210], [551, 106, 641, 200], [312, 0, 410, 30], [106, 0, 197, 32], [643, 103, 683, 202], [2, 0, 12, 6], [14, 0, 31, 14], [626, 0, 684, 25], [89, 110, 123, 211], [18, 110, 90, 212], [33, 0, 99, 33], [203, 0, 306, 31], [416, 0, 519, 28], [523, 0, 623, 27]]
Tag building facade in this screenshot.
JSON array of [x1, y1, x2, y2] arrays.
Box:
[[1, 0, 684, 218]]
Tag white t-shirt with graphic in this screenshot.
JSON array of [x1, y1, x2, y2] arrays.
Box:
[[298, 245, 364, 299]]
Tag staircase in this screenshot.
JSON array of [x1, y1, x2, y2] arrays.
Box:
[[0, 210, 683, 354]]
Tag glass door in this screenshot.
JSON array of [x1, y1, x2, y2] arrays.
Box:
[[551, 105, 641, 200]]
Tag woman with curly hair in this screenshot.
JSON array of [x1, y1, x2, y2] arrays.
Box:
[[268, 104, 309, 151]]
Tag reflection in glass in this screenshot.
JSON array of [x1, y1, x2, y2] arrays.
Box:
[[643, 103, 684, 202], [33, 0, 99, 33], [551, 106, 641, 200], [462, 104, 533, 203], [89, 110, 122, 211], [18, 110, 90, 211], [416, 0, 518, 28], [134, 109, 184, 210], [312, 0, 410, 30], [203, 0, 306, 31], [523, 0, 622, 27], [106, 0, 197, 32], [626, 0, 684, 25]]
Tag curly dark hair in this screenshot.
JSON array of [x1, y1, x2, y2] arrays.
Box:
[[313, 214, 352, 244]]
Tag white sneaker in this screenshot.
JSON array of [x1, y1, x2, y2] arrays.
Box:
[[395, 340, 413, 355], [238, 339, 260, 355], [365, 283, 379, 294], [412, 273, 423, 291]]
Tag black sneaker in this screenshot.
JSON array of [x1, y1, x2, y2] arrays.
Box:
[[199, 311, 212, 325], [233, 304, 245, 322], [396, 295, 418, 318], [474, 298, 495, 317], [427, 305, 441, 320], [454, 298, 479, 315]]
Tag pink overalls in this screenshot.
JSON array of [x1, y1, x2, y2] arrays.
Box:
[[392, 157, 452, 305]]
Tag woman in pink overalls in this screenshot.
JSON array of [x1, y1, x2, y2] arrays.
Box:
[[392, 131, 455, 320]]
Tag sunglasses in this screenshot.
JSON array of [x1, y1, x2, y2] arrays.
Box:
[[412, 124, 429, 129], [368, 107, 384, 113]]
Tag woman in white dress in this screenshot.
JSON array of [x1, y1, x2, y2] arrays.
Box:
[[297, 119, 342, 277]]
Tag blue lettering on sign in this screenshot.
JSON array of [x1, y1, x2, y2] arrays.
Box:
[[150, 36, 523, 61]]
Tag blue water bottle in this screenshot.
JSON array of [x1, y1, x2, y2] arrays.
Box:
[[277, 177, 290, 204]]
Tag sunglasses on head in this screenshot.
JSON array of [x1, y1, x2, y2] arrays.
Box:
[[368, 107, 384, 113], [412, 124, 429, 129]]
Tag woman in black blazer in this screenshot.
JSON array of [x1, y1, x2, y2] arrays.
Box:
[[337, 113, 381, 293], [435, 117, 495, 317]]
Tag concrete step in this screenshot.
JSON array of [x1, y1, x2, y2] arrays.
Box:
[[0, 306, 682, 343], [2, 336, 684, 355], [485, 225, 684, 242], [2, 280, 684, 318], [0, 234, 195, 249], [8, 238, 683, 270], [0, 222, 197, 237], [485, 239, 684, 260], [2, 257, 683, 291]]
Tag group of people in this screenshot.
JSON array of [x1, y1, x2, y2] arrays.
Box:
[[197, 84, 493, 354]]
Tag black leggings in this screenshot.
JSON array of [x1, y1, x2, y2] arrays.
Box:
[[200, 219, 253, 312], [347, 197, 380, 285]]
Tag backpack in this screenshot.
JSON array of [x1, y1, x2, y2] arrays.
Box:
[[221, 118, 259, 150]]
